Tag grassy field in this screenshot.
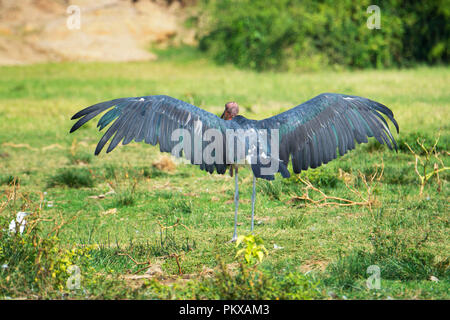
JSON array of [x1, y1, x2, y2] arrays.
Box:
[[0, 54, 449, 299]]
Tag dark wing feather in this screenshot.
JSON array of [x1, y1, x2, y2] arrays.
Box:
[[255, 93, 399, 174], [70, 95, 237, 175]]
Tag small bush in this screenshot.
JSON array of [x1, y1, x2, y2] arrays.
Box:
[[382, 166, 416, 185], [197, 0, 449, 71], [201, 262, 321, 299], [47, 168, 94, 188], [363, 139, 387, 153], [0, 210, 96, 296], [276, 214, 305, 229], [324, 247, 448, 291], [104, 164, 118, 179], [324, 209, 449, 290], [112, 179, 138, 207], [300, 167, 339, 188], [259, 179, 283, 200], [145, 260, 322, 300], [235, 234, 268, 265], [168, 198, 192, 215], [398, 131, 449, 155], [0, 175, 16, 185], [114, 192, 136, 207], [153, 190, 174, 200]]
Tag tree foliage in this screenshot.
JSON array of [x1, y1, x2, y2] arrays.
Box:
[[197, 0, 449, 71]]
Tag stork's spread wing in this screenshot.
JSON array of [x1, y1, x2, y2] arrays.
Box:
[[255, 93, 399, 174], [70, 95, 237, 175], [70, 93, 399, 180]]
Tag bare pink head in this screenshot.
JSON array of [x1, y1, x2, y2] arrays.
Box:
[[221, 101, 239, 120]]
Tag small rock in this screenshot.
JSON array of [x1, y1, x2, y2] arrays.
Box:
[[146, 264, 163, 277], [102, 208, 117, 215], [88, 194, 105, 199], [328, 291, 338, 299], [430, 276, 439, 282]]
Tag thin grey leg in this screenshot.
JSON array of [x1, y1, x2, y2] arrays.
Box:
[[251, 175, 256, 232], [231, 167, 239, 242]]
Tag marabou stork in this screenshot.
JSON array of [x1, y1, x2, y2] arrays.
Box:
[[70, 93, 399, 241]]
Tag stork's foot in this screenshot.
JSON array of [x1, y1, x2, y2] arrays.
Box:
[[228, 235, 238, 243]]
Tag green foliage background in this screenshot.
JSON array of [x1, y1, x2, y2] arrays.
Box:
[[197, 0, 449, 71]]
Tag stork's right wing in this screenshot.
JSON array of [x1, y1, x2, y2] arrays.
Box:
[[255, 93, 399, 174]]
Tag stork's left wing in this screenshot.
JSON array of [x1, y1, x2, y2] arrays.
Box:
[[254, 93, 399, 174]]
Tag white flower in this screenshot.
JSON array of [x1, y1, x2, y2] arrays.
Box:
[[9, 211, 29, 235]]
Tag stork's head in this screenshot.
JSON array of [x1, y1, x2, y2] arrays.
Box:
[[221, 101, 239, 120]]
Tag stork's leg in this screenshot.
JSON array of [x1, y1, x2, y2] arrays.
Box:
[[230, 166, 239, 242], [251, 174, 256, 233]]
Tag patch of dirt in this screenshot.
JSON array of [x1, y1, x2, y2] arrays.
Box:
[[122, 263, 216, 289], [153, 155, 177, 172], [121, 262, 236, 289], [0, 0, 196, 65], [299, 259, 329, 273]]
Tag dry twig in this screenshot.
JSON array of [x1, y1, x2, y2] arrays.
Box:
[[404, 134, 449, 196], [289, 163, 384, 210]]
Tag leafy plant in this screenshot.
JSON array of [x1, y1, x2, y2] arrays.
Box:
[[235, 234, 268, 265], [197, 0, 449, 71]]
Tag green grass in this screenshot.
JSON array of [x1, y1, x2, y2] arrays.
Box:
[[0, 55, 448, 299]]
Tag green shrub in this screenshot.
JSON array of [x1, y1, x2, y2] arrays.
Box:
[[235, 234, 268, 265], [0, 212, 96, 296], [323, 209, 449, 290], [144, 260, 322, 299], [398, 131, 449, 155], [276, 213, 305, 229], [197, 0, 449, 71], [168, 198, 193, 215], [382, 166, 416, 185], [47, 168, 94, 188], [0, 175, 16, 185], [114, 192, 136, 207], [300, 167, 339, 188], [199, 0, 302, 70], [259, 179, 283, 200], [324, 247, 448, 290]]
